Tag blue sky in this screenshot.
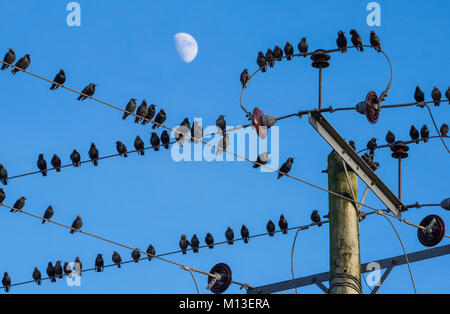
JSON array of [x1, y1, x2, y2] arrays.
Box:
[[0, 0, 448, 294]]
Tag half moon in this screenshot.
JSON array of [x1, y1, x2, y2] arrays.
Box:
[[174, 33, 198, 63]]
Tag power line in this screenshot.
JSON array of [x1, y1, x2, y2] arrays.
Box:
[[357, 135, 448, 154]]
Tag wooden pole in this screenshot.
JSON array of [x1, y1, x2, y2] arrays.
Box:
[[327, 151, 361, 294]]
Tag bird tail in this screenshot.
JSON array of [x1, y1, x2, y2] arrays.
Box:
[[51, 277, 56, 283], [243, 238, 248, 244], [140, 150, 145, 156], [134, 117, 140, 123], [1, 179, 7, 185], [193, 248, 198, 253], [122, 113, 128, 120], [261, 67, 266, 73], [141, 120, 148, 125], [37, 280, 41, 285], [93, 159, 98, 166], [11, 69, 17, 75], [117, 264, 121, 269], [228, 241, 233, 245], [277, 173, 282, 179], [1, 64, 7, 70], [134, 260, 138, 263], [123, 152, 128, 157], [287, 56, 291, 61], [360, 46, 364, 52], [282, 230, 287, 235], [269, 233, 274, 237], [5, 286, 9, 293], [164, 144, 169, 149], [58, 274, 63, 279], [42, 171, 47, 177], [70, 229, 75, 234], [318, 222, 322, 227], [182, 251, 186, 255], [434, 101, 439, 107], [77, 95, 82, 100], [42, 219, 46, 224], [50, 84, 56, 90], [56, 168, 61, 172], [253, 163, 260, 168], [10, 209, 15, 213], [208, 245, 213, 249]]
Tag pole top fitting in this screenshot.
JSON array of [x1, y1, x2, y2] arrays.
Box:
[[391, 141, 410, 159], [311, 49, 331, 69]]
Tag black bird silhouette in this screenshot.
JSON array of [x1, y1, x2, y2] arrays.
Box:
[[191, 235, 200, 253], [54, 261, 63, 279], [11, 196, 26, 213], [191, 121, 203, 143], [89, 142, 99, 166], [142, 104, 156, 125], [32, 267, 42, 285], [440, 124, 449, 137], [367, 138, 377, 153], [205, 233, 214, 249], [135, 100, 149, 123], [431, 86, 442, 107], [277, 158, 294, 179], [176, 118, 191, 145], [134, 135, 145, 156], [446, 87, 450, 103], [152, 109, 166, 129], [240, 69, 250, 88], [279, 214, 288, 234], [0, 188, 5, 204], [37, 154, 47, 176], [349, 140, 356, 151], [273, 45, 283, 61], [311, 210, 322, 226], [362, 152, 373, 166], [266, 220, 276, 236], [77, 83, 96, 100], [70, 150, 81, 167], [2, 272, 11, 293], [146, 244, 156, 261], [257, 51, 267, 72], [115, 141, 128, 157], [179, 234, 190, 254], [241, 225, 249, 243], [50, 69, 66, 90], [11, 54, 30, 75], [95, 254, 104, 272], [371, 161, 380, 172], [70, 215, 82, 234], [74, 257, 82, 276], [253, 152, 269, 168], [298, 37, 308, 56], [216, 115, 226, 136], [150, 132, 161, 151], [225, 227, 234, 245], [386, 131, 395, 145], [112, 251, 122, 268], [132, 249, 141, 262], [410, 125, 420, 143], [420, 125, 429, 143], [414, 86, 425, 105], [42, 205, 54, 224], [122, 98, 137, 120], [63, 262, 72, 276], [47, 262, 56, 283], [160, 130, 170, 149], [51, 154, 62, 172], [370, 31, 381, 52], [0, 164, 7, 185], [336, 31, 347, 53], [284, 42, 294, 60], [1, 48, 15, 70], [265, 48, 274, 67], [350, 30, 363, 51]]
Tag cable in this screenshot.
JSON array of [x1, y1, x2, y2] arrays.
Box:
[[290, 228, 303, 295], [357, 135, 448, 154], [423, 104, 450, 153]]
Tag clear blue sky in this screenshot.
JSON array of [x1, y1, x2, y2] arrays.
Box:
[[0, 0, 448, 294]]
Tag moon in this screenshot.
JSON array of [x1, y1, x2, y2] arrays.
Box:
[[174, 33, 198, 63]]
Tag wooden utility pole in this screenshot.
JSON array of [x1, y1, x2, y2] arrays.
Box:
[[327, 151, 362, 294]]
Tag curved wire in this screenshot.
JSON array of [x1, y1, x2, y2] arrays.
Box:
[[423, 104, 450, 153], [291, 228, 302, 294]]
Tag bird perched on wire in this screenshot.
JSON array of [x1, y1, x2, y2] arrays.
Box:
[[47, 262, 56, 283], [257, 51, 267, 72], [179, 234, 190, 254], [266, 220, 276, 237], [191, 235, 200, 253], [205, 233, 214, 249], [253, 152, 270, 168], [32, 267, 42, 285], [216, 115, 226, 136], [51, 154, 62, 172], [446, 87, 450, 103], [215, 134, 230, 156], [74, 257, 82, 276], [420, 125, 429, 143], [11, 196, 26, 213], [150, 132, 161, 151], [273, 45, 283, 61], [146, 244, 155, 261], [161, 130, 170, 149], [410, 125, 420, 143], [176, 118, 191, 145], [431, 86, 442, 107], [42, 205, 54, 224], [2, 272, 11, 293], [132, 249, 141, 262], [54, 261, 63, 279], [440, 123, 449, 137], [336, 31, 347, 53], [70, 149, 81, 167], [134, 135, 145, 156], [89, 142, 99, 166], [367, 137, 377, 153], [37, 154, 48, 176], [225, 227, 234, 245], [112, 251, 122, 268], [298, 37, 308, 56], [77, 83, 96, 101], [70, 215, 83, 234], [0, 164, 7, 185], [142, 104, 156, 125], [11, 54, 30, 75], [95, 254, 104, 272], [284, 42, 294, 60], [1, 48, 15, 70], [371, 161, 380, 172], [0, 188, 5, 204], [265, 48, 274, 68], [279, 214, 288, 234], [311, 210, 322, 227], [135, 100, 149, 124], [350, 30, 363, 51], [277, 158, 294, 179], [240, 69, 250, 88], [115, 141, 128, 157], [152, 109, 166, 129], [385, 131, 395, 145], [63, 262, 72, 277], [50, 69, 66, 90], [349, 140, 356, 151], [370, 31, 381, 52], [122, 98, 137, 120], [361, 152, 373, 166], [414, 86, 425, 106], [241, 225, 249, 244], [191, 121, 203, 143]]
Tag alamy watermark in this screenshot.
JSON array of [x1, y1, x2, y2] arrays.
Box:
[[366, 2, 381, 26], [66, 2, 81, 27]]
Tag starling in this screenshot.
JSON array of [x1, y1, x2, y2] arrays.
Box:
[[74, 257, 82, 276], [273, 45, 283, 61], [367, 137, 377, 153], [77, 83, 96, 101], [431, 86, 442, 107], [142, 104, 156, 125], [370, 31, 381, 52], [54, 261, 63, 279], [266, 220, 275, 236], [279, 214, 288, 234], [361, 152, 373, 166], [386, 131, 395, 145], [277, 158, 294, 179], [440, 123, 449, 137], [146, 244, 155, 261], [215, 134, 230, 156], [131, 249, 141, 262], [70, 215, 83, 234], [0, 164, 7, 185], [257, 51, 267, 72], [88, 142, 99, 166], [160, 130, 170, 149], [410, 125, 420, 143], [112, 251, 122, 268], [253, 152, 269, 168], [191, 235, 200, 253], [152, 109, 166, 129], [216, 115, 226, 136], [240, 69, 250, 88], [42, 205, 54, 224], [11, 196, 26, 213], [135, 100, 149, 123], [446, 87, 450, 103], [134, 135, 145, 156], [350, 30, 363, 51], [0, 188, 5, 203], [115, 141, 128, 157], [32, 267, 42, 285], [265, 48, 274, 68], [336, 31, 347, 53], [420, 125, 429, 143], [47, 262, 56, 283], [50, 69, 66, 90], [225, 227, 234, 245], [1, 48, 15, 70], [414, 86, 425, 105], [284, 42, 294, 60], [2, 272, 11, 293], [70, 149, 81, 167], [179, 234, 190, 254], [298, 37, 308, 56], [311, 210, 322, 226], [205, 233, 214, 249], [95, 254, 104, 272], [349, 140, 356, 151], [37, 154, 47, 176], [191, 121, 203, 143], [122, 98, 137, 120], [371, 161, 380, 172], [51, 154, 62, 172], [150, 132, 160, 151], [176, 118, 191, 145], [11, 54, 30, 75], [63, 262, 72, 276], [241, 225, 249, 244]]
